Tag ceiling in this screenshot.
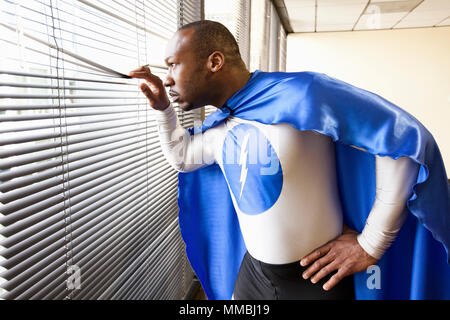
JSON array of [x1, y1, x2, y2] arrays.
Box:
[[277, 0, 450, 33]]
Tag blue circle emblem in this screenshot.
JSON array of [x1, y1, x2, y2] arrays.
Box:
[[222, 123, 283, 215]]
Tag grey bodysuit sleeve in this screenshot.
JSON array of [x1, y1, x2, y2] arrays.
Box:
[[356, 154, 419, 259], [151, 104, 216, 172]]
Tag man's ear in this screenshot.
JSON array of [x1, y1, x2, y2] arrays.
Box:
[[207, 51, 225, 72]]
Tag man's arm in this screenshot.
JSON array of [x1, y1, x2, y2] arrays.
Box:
[[300, 152, 419, 291], [152, 104, 215, 172], [129, 65, 215, 172], [357, 155, 419, 259]]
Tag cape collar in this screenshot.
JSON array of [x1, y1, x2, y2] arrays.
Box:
[[220, 70, 262, 115]]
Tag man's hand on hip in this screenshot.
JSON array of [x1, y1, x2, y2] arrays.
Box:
[[129, 65, 170, 111], [300, 226, 378, 291]]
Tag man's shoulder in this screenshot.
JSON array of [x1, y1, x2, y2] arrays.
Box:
[[249, 70, 319, 97], [258, 70, 320, 82]]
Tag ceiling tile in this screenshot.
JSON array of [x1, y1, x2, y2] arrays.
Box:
[[355, 12, 407, 29], [318, 0, 368, 4], [290, 23, 315, 32], [436, 16, 450, 26], [284, 0, 315, 8], [317, 2, 367, 31], [371, 0, 406, 2], [395, 0, 450, 28], [285, 0, 315, 32], [317, 24, 355, 32], [286, 0, 450, 32], [368, 0, 422, 13]]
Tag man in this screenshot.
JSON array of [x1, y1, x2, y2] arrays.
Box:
[[130, 20, 450, 300]]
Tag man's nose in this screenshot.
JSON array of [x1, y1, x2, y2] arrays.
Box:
[[163, 74, 174, 87]]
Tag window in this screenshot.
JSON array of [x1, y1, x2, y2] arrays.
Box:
[[203, 0, 287, 117], [0, 0, 201, 300], [203, 0, 251, 117], [250, 0, 286, 72]]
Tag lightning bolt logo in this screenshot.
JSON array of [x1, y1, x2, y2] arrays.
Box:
[[239, 133, 250, 200], [222, 123, 283, 215]]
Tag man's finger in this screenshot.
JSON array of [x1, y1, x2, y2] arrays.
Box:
[[139, 83, 157, 105], [300, 244, 331, 267], [129, 70, 160, 82], [139, 76, 165, 98], [310, 260, 339, 284], [129, 65, 161, 83], [302, 252, 333, 280], [322, 266, 350, 291], [129, 64, 150, 74]]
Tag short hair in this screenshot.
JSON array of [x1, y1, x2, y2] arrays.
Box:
[[178, 20, 242, 65]]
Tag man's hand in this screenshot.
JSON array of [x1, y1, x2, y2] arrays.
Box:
[[129, 65, 170, 111], [300, 226, 378, 291]]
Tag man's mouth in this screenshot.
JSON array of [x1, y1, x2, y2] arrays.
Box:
[[168, 91, 179, 102]]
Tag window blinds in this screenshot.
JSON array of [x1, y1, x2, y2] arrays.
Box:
[[278, 23, 287, 72], [0, 0, 201, 300]]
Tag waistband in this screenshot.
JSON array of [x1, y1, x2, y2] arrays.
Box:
[[245, 251, 303, 270]]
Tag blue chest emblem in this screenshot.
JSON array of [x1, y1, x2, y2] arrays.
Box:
[[222, 123, 283, 215]]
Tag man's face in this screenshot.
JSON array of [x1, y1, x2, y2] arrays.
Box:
[[163, 29, 209, 111]]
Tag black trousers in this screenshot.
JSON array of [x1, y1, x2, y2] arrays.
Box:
[[233, 251, 355, 300]]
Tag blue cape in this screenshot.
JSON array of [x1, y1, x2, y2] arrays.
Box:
[[177, 70, 450, 300]]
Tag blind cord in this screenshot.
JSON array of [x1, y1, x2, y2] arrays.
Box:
[[142, 0, 151, 300], [48, 0, 75, 300]]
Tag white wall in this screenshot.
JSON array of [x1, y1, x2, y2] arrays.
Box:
[[287, 27, 450, 176]]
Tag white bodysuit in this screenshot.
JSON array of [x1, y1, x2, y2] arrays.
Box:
[[153, 105, 419, 264]]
